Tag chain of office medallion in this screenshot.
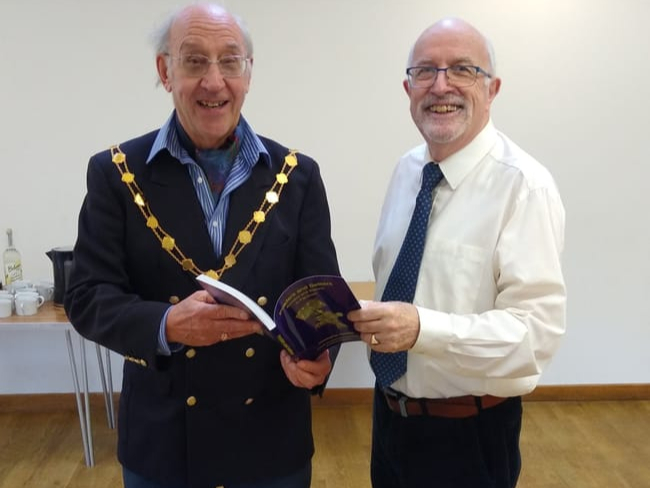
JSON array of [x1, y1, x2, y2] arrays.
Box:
[[110, 145, 299, 280]]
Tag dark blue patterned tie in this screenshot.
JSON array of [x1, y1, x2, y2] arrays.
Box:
[[371, 162, 444, 388]]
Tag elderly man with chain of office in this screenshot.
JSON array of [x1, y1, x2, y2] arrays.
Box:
[[349, 18, 566, 488], [65, 4, 340, 488]]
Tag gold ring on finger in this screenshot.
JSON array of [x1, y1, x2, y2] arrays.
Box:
[[371, 333, 380, 346], [221, 332, 229, 342]]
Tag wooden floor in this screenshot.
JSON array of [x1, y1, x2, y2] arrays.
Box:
[[1, 399, 649, 488]]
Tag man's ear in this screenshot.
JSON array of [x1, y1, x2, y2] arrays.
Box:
[[488, 77, 501, 102], [156, 55, 172, 92], [403, 78, 411, 97], [244, 57, 254, 94]]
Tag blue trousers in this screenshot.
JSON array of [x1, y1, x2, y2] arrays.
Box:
[[122, 462, 311, 488], [371, 387, 522, 488]]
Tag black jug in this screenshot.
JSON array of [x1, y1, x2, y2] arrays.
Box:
[[46, 246, 74, 307]]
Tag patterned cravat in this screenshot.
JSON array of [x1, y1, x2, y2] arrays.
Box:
[[371, 162, 444, 388]]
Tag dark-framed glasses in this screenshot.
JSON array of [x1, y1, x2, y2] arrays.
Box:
[[170, 53, 250, 78], [406, 65, 492, 88]]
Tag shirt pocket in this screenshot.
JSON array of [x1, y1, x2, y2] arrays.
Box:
[[416, 239, 488, 313]]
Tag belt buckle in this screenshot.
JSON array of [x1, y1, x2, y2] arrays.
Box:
[[385, 388, 409, 418]]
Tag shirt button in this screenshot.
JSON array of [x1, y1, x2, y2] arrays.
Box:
[[245, 348, 255, 358], [197, 177, 203, 184], [186, 348, 196, 359], [212, 221, 218, 228], [256, 296, 268, 306], [244, 398, 254, 406], [186, 396, 197, 407]]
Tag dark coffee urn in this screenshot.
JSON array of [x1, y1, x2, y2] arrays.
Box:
[[46, 246, 74, 307]]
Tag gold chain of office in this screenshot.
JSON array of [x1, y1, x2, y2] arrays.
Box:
[[110, 145, 299, 281]]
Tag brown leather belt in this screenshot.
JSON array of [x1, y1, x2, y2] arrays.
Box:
[[383, 389, 508, 418]]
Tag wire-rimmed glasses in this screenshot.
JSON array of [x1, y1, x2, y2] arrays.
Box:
[[169, 53, 250, 78]]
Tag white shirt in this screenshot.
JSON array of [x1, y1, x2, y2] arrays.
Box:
[[373, 121, 566, 398]]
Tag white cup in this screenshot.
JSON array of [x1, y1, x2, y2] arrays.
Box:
[[15, 294, 44, 316], [0, 291, 14, 311], [9, 280, 35, 293], [0, 298, 12, 318], [36, 280, 55, 302], [15, 290, 43, 299]]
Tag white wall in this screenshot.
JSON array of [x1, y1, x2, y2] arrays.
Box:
[[1, 0, 648, 393]]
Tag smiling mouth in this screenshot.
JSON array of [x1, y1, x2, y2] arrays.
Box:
[[428, 104, 461, 113], [198, 100, 227, 108]]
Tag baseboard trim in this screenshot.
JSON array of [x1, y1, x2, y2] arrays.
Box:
[[522, 383, 650, 401], [314, 384, 650, 406], [1, 384, 648, 413], [0, 392, 121, 413]]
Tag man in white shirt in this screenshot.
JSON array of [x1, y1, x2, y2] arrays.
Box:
[[348, 17, 566, 488]]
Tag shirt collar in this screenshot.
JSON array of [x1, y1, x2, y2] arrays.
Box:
[[427, 120, 498, 190], [146, 112, 270, 168]]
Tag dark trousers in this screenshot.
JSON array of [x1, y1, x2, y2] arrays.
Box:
[[123, 462, 311, 488], [371, 387, 522, 488]]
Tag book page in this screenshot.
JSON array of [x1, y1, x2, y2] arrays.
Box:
[[196, 274, 276, 331]]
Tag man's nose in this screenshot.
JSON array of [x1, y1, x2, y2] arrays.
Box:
[[200, 63, 226, 90], [429, 70, 453, 92]]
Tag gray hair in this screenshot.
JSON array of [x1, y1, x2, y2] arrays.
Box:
[[151, 2, 254, 57], [484, 36, 496, 75]]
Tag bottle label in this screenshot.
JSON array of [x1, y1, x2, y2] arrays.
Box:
[[4, 261, 23, 284]]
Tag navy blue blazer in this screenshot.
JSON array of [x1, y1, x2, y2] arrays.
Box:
[[64, 129, 340, 487]]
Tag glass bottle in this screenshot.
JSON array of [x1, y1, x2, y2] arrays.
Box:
[[3, 228, 23, 286]]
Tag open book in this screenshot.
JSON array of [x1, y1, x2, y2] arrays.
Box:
[[196, 274, 361, 360]]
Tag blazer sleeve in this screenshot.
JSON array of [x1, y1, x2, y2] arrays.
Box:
[[64, 152, 170, 370], [294, 156, 343, 394]]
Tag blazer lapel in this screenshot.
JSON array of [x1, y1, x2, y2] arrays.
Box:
[[140, 153, 218, 285], [219, 161, 277, 288]]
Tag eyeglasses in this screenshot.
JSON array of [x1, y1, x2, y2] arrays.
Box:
[[406, 65, 492, 88], [169, 54, 250, 78]]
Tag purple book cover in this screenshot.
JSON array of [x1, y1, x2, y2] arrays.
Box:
[[273, 275, 361, 360]]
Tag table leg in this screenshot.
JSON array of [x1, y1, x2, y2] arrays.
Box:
[[79, 336, 94, 466], [95, 344, 115, 429], [105, 346, 116, 428], [65, 330, 94, 467]]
